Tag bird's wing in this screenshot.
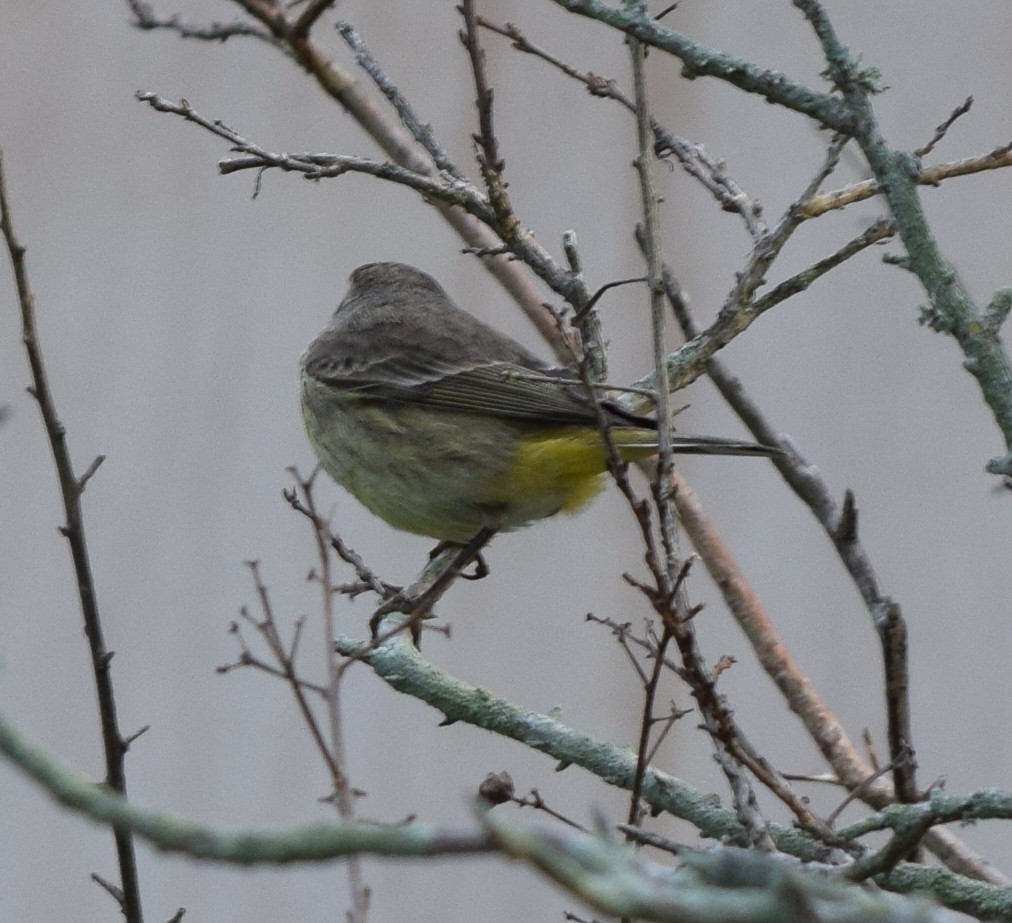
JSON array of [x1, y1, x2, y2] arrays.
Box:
[[419, 364, 610, 423], [308, 346, 606, 424], [303, 320, 665, 425]]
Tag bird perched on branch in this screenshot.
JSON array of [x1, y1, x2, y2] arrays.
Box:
[[300, 262, 779, 545]]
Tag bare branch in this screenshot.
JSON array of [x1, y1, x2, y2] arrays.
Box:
[[0, 144, 144, 923], [127, 0, 280, 47], [549, 0, 855, 131], [336, 22, 465, 180], [802, 140, 1012, 218], [479, 15, 765, 237], [291, 0, 335, 38], [794, 0, 1012, 474], [914, 95, 974, 158]]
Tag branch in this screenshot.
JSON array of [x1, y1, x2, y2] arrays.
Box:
[[659, 263, 1005, 886], [838, 790, 1012, 844], [332, 628, 1012, 918], [0, 703, 980, 921], [0, 707, 489, 862], [140, 0, 568, 358], [478, 15, 765, 238], [336, 625, 805, 853], [630, 210, 893, 402], [803, 141, 1012, 218], [127, 0, 280, 47], [0, 145, 145, 923], [794, 0, 1012, 477], [135, 91, 495, 217], [335, 22, 464, 180], [549, 0, 854, 131], [134, 91, 591, 360], [487, 819, 954, 923]]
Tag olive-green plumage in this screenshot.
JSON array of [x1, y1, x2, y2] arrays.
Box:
[[300, 262, 776, 543]]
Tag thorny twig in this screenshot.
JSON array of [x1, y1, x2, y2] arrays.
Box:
[[0, 145, 144, 922]]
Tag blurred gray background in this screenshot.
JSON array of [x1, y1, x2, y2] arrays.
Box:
[[2, 2, 1010, 920]]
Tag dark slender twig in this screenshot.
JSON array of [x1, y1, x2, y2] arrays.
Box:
[[239, 563, 344, 782], [643, 704, 691, 765], [915, 96, 974, 159], [223, 564, 374, 923], [218, 609, 327, 695], [283, 476, 399, 600], [512, 788, 589, 831], [879, 603, 919, 808], [127, 0, 280, 47], [627, 622, 673, 828], [0, 146, 145, 923], [586, 614, 687, 681], [458, 1, 515, 239], [573, 275, 647, 322], [294, 476, 370, 923]]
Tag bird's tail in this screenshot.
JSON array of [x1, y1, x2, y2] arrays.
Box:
[[612, 429, 782, 458], [669, 434, 783, 457]]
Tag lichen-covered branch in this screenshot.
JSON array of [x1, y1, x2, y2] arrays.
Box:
[[794, 0, 1012, 476]]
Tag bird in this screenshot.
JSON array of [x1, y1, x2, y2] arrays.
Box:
[[300, 262, 779, 545]]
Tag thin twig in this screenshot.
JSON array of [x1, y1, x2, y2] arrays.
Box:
[[512, 788, 589, 831], [127, 0, 281, 47], [336, 22, 465, 180], [135, 0, 573, 358], [0, 145, 144, 923], [295, 475, 370, 922], [627, 622, 672, 828], [879, 602, 919, 809], [458, 1, 515, 240], [658, 249, 1003, 883], [914, 95, 974, 159], [135, 92, 489, 214], [803, 139, 1012, 218], [239, 563, 344, 782]]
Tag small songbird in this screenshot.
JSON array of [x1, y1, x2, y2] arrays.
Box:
[[300, 262, 778, 544]]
